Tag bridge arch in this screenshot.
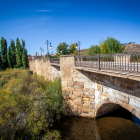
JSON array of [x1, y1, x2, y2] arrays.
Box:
[[95, 97, 139, 119]]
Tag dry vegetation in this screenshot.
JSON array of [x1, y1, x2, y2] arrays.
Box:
[[0, 69, 67, 140]]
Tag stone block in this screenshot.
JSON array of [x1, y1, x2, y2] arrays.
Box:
[[84, 92, 89, 95], [84, 82, 95, 89], [102, 92, 109, 97], [74, 88, 83, 92], [73, 78, 78, 81], [77, 73, 86, 78], [95, 83, 102, 91], [68, 81, 73, 87], [109, 97, 117, 104], [127, 104, 133, 112], [82, 103, 91, 113], [89, 89, 95, 96], [78, 78, 88, 82], [116, 99, 123, 106], [95, 90, 102, 101], [129, 98, 140, 109], [62, 81, 67, 87], [83, 97, 91, 102], [122, 102, 128, 110], [74, 81, 84, 88], [116, 94, 129, 103], [136, 110, 140, 119], [64, 77, 73, 81], [73, 91, 83, 97], [71, 73, 77, 78], [83, 88, 89, 92]]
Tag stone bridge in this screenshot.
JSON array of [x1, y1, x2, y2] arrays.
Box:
[[29, 55, 140, 119]]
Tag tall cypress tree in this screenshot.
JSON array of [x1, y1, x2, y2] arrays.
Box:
[[7, 46, 12, 68], [21, 39, 25, 66], [16, 38, 22, 68], [0, 52, 2, 70], [1, 37, 9, 69], [10, 40, 16, 68], [22, 48, 28, 68], [0, 39, 1, 70]]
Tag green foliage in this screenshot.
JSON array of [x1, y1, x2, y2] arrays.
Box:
[[9, 40, 16, 68], [0, 69, 67, 139], [16, 38, 22, 68], [1, 37, 9, 69], [22, 48, 29, 68], [86, 45, 101, 55], [7, 46, 12, 68], [104, 37, 124, 53], [74, 50, 78, 55], [100, 43, 109, 54], [0, 53, 2, 70], [56, 42, 69, 55], [69, 44, 76, 54]]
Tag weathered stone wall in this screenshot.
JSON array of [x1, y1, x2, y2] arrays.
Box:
[[29, 58, 60, 80], [29, 55, 140, 119], [60, 55, 140, 119]]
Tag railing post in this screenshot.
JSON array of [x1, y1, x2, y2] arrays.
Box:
[[98, 54, 101, 70]]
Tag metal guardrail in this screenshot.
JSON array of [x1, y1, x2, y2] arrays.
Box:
[[75, 52, 140, 75], [50, 58, 60, 65]]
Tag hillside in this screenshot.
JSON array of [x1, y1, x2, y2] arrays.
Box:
[[123, 43, 140, 53]]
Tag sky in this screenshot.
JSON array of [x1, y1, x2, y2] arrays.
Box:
[[0, 0, 140, 56]]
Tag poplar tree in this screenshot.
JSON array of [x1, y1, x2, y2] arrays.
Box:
[[22, 48, 28, 68], [7, 46, 12, 68], [1, 37, 8, 69], [7, 40, 16, 68], [0, 52, 2, 70], [16, 38, 22, 67], [21, 39, 25, 66], [10, 40, 16, 68], [0, 40, 2, 70]]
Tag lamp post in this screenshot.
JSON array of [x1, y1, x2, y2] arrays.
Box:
[[76, 41, 81, 56], [45, 40, 52, 57]]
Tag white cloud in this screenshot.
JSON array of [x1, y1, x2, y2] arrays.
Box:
[[36, 10, 51, 12], [36, 17, 49, 20]]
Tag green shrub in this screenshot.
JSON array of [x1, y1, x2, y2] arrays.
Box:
[[0, 69, 67, 139]]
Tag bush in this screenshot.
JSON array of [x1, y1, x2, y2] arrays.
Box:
[[0, 69, 67, 139], [86, 45, 101, 55]]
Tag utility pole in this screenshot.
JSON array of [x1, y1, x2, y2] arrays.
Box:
[[78, 41, 81, 56]]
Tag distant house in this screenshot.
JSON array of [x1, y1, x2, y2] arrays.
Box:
[[51, 53, 58, 56], [28, 55, 32, 62]]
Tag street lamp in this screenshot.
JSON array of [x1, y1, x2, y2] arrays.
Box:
[[75, 41, 81, 56], [45, 40, 52, 57]]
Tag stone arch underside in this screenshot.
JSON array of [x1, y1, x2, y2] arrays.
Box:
[[95, 97, 140, 119]]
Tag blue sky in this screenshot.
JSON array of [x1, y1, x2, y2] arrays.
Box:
[[0, 0, 140, 56]]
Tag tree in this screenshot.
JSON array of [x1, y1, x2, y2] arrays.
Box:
[[74, 50, 78, 55], [1, 37, 9, 69], [8, 40, 16, 68], [16, 38, 22, 67], [100, 43, 109, 54], [21, 39, 25, 66], [0, 52, 2, 70], [56, 42, 69, 55], [86, 45, 101, 55], [22, 48, 29, 68], [7, 46, 12, 68], [69, 43, 76, 54], [104, 37, 124, 53]]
